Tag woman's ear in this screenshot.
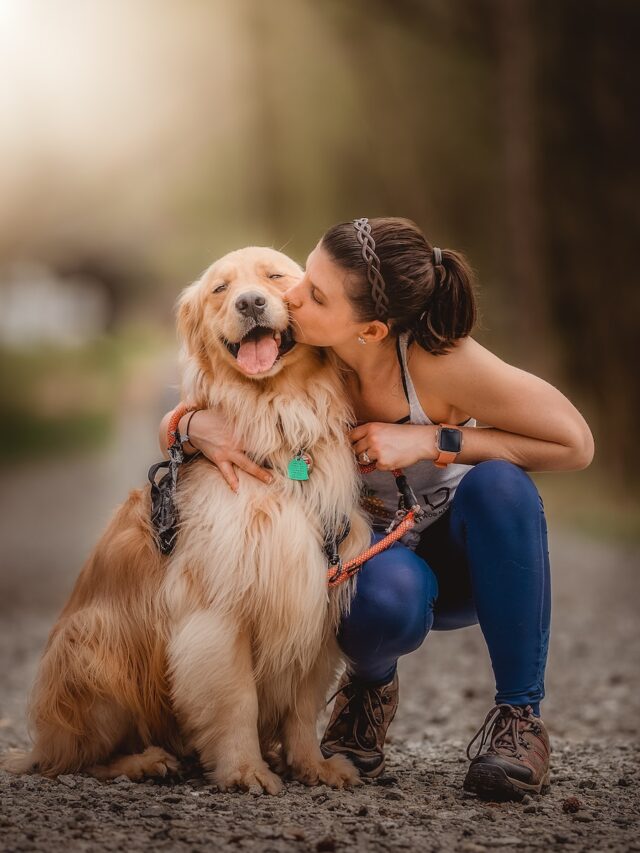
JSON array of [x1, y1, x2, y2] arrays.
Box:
[[176, 281, 203, 356], [361, 320, 389, 344]]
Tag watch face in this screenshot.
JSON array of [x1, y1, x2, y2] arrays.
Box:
[[439, 427, 462, 453]]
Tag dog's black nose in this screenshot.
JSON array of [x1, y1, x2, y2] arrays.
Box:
[[235, 292, 267, 318]]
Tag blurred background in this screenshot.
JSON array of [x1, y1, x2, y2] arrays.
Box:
[[0, 0, 638, 756]]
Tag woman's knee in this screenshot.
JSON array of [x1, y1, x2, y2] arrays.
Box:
[[344, 543, 438, 652], [454, 459, 542, 518]]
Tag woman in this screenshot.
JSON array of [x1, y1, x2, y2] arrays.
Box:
[[159, 217, 594, 800]]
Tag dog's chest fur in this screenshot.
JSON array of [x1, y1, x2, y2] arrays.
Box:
[[163, 357, 369, 681]]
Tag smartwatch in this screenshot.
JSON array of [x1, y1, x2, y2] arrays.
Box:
[[434, 423, 464, 468]]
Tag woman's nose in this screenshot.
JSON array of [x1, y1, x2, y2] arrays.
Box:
[[283, 283, 302, 308]]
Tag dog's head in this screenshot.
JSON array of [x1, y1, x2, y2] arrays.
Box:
[[178, 247, 304, 380]]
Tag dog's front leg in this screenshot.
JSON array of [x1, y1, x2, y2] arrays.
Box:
[[169, 610, 282, 795], [282, 667, 361, 789]]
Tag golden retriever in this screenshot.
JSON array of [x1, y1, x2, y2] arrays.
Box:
[[6, 247, 371, 793]]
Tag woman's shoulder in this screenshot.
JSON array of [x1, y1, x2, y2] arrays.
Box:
[[406, 335, 505, 424], [407, 335, 490, 386]]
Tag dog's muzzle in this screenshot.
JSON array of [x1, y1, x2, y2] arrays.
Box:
[[223, 324, 296, 375]]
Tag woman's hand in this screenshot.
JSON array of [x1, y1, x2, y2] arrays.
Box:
[[180, 408, 273, 492], [349, 422, 437, 470]]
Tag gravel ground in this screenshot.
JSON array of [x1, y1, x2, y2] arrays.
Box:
[[1, 361, 639, 852]]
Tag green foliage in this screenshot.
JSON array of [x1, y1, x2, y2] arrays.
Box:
[[0, 328, 169, 464]]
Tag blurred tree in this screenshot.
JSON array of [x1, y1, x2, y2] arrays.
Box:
[[537, 0, 640, 488], [495, 0, 556, 379]]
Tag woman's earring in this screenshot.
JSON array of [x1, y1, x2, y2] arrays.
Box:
[[357, 335, 366, 345]]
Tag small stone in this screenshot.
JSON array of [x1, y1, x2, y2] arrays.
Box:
[[562, 796, 582, 814], [356, 805, 368, 816], [384, 791, 404, 800], [282, 826, 306, 841], [523, 804, 537, 814], [578, 779, 596, 790], [112, 775, 132, 785], [57, 776, 77, 789], [573, 813, 594, 823], [521, 794, 533, 805], [140, 806, 170, 819], [375, 775, 398, 786], [617, 777, 632, 787]]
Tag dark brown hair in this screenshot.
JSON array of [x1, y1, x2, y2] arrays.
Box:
[[321, 217, 478, 355]]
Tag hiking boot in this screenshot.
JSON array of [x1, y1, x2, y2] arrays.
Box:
[[463, 703, 551, 801], [320, 669, 399, 779]]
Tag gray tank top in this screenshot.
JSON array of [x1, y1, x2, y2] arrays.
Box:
[[360, 330, 476, 549]]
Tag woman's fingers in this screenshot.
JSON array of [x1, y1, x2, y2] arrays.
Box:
[[348, 424, 370, 443], [215, 460, 240, 493], [211, 452, 273, 490], [230, 451, 273, 484]]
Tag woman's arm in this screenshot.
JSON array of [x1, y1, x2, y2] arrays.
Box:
[[350, 337, 595, 473], [158, 407, 273, 491]]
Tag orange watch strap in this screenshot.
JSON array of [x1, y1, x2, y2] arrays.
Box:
[[434, 423, 461, 469]]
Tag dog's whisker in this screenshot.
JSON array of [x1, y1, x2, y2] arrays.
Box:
[[276, 237, 294, 254], [288, 315, 303, 337]]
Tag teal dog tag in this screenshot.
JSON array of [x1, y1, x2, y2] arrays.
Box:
[[287, 454, 309, 481]]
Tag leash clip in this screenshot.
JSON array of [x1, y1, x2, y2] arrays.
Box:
[[385, 508, 408, 534], [410, 503, 426, 523]]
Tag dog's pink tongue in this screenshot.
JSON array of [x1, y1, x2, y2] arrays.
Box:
[[237, 335, 279, 374]]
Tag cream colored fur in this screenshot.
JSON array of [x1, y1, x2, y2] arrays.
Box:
[[4, 247, 371, 794]]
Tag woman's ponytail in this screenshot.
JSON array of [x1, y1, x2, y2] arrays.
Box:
[[410, 248, 478, 355]]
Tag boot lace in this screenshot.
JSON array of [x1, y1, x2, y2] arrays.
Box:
[[466, 703, 538, 760], [325, 677, 387, 751]]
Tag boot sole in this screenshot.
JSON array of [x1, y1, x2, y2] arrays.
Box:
[[361, 759, 385, 780], [463, 764, 551, 801], [320, 745, 385, 780]]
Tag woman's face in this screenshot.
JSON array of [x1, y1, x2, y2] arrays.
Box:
[[284, 241, 365, 347]]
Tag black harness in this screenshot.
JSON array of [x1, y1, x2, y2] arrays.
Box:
[[148, 437, 201, 555]]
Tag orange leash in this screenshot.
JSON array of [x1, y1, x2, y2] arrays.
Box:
[[167, 402, 195, 449], [327, 463, 423, 587]]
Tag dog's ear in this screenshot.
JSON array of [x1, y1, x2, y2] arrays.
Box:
[[176, 281, 203, 357]]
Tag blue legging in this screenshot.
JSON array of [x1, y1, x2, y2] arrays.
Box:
[[337, 460, 551, 716]]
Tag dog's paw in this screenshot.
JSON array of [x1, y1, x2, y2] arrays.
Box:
[[264, 745, 288, 776], [291, 754, 362, 789], [213, 761, 283, 796], [90, 746, 180, 781], [140, 746, 180, 778]]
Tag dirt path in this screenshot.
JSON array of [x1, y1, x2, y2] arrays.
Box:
[[1, 356, 638, 852]]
